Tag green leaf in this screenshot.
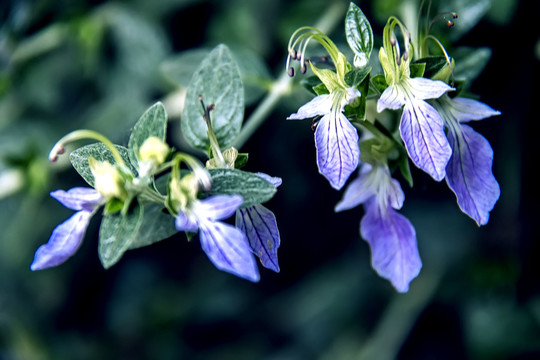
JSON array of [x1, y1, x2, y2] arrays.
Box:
[[234, 153, 249, 169], [345, 66, 371, 88], [371, 74, 388, 93], [99, 202, 144, 269], [412, 56, 449, 80], [181, 44, 244, 151], [410, 63, 426, 79], [207, 168, 277, 208], [128, 204, 177, 250], [453, 47, 491, 83], [345, 2, 373, 68], [70, 143, 137, 187], [161, 47, 270, 105], [128, 102, 168, 167]]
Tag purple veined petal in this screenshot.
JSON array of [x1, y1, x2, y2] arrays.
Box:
[[315, 112, 360, 190], [361, 200, 422, 293], [196, 195, 243, 221], [255, 173, 282, 188], [447, 97, 501, 123], [236, 205, 280, 273], [387, 177, 405, 210], [31, 210, 93, 270], [400, 100, 452, 181], [287, 94, 331, 120], [175, 212, 199, 233], [199, 220, 260, 282], [407, 77, 453, 101], [335, 165, 376, 212], [377, 84, 406, 112], [50, 187, 103, 212], [446, 124, 500, 226]]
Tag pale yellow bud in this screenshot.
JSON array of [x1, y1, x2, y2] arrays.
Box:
[[89, 157, 126, 200], [139, 136, 170, 165], [168, 173, 199, 212]]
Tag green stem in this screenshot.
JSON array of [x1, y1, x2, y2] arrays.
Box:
[[232, 0, 347, 149]]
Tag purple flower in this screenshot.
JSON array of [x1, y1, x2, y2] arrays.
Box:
[[236, 173, 281, 273], [175, 194, 260, 282], [288, 87, 361, 190], [377, 76, 454, 181], [335, 164, 421, 292], [433, 95, 501, 225], [31, 187, 103, 270]]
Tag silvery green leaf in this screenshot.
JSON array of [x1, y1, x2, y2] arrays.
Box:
[[128, 102, 168, 166], [345, 2, 373, 68], [453, 47, 491, 83], [70, 144, 137, 187], [207, 168, 277, 208], [181, 44, 244, 151], [99, 202, 144, 269], [128, 204, 177, 249]]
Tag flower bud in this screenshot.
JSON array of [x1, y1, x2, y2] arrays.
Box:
[[88, 158, 127, 200], [168, 173, 199, 212], [139, 136, 170, 165]]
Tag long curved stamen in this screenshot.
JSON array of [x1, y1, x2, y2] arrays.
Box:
[[286, 26, 341, 77], [424, 34, 455, 86], [49, 129, 126, 168]]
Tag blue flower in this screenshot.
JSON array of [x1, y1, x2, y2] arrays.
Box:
[[175, 194, 260, 282], [433, 95, 501, 225], [31, 187, 104, 270], [288, 86, 361, 190], [377, 47, 453, 181], [236, 173, 281, 273], [335, 164, 421, 292]]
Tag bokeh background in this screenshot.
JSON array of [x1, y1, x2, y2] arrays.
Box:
[[1, 0, 538, 359]]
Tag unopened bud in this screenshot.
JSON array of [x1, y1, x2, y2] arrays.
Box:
[[139, 136, 170, 165], [88, 158, 127, 200]]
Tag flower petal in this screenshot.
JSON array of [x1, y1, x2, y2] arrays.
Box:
[[236, 205, 280, 272], [31, 211, 92, 270], [197, 195, 243, 221], [335, 165, 376, 212], [315, 112, 360, 190], [446, 125, 500, 225], [400, 100, 452, 181], [199, 220, 260, 282], [175, 213, 199, 233], [50, 187, 103, 212], [255, 173, 282, 187], [447, 97, 501, 123], [361, 200, 422, 292], [287, 94, 331, 120], [377, 84, 406, 112], [407, 77, 453, 101]]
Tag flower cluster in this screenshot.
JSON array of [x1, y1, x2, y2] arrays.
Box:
[[32, 93, 282, 282], [286, 3, 500, 291]]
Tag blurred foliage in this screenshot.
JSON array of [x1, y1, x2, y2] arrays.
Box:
[[0, 0, 538, 359]]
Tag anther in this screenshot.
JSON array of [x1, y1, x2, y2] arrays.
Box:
[[451, 12, 458, 19], [288, 67, 295, 77], [402, 51, 409, 62], [289, 48, 298, 60], [446, 20, 454, 27], [48, 144, 65, 162]]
